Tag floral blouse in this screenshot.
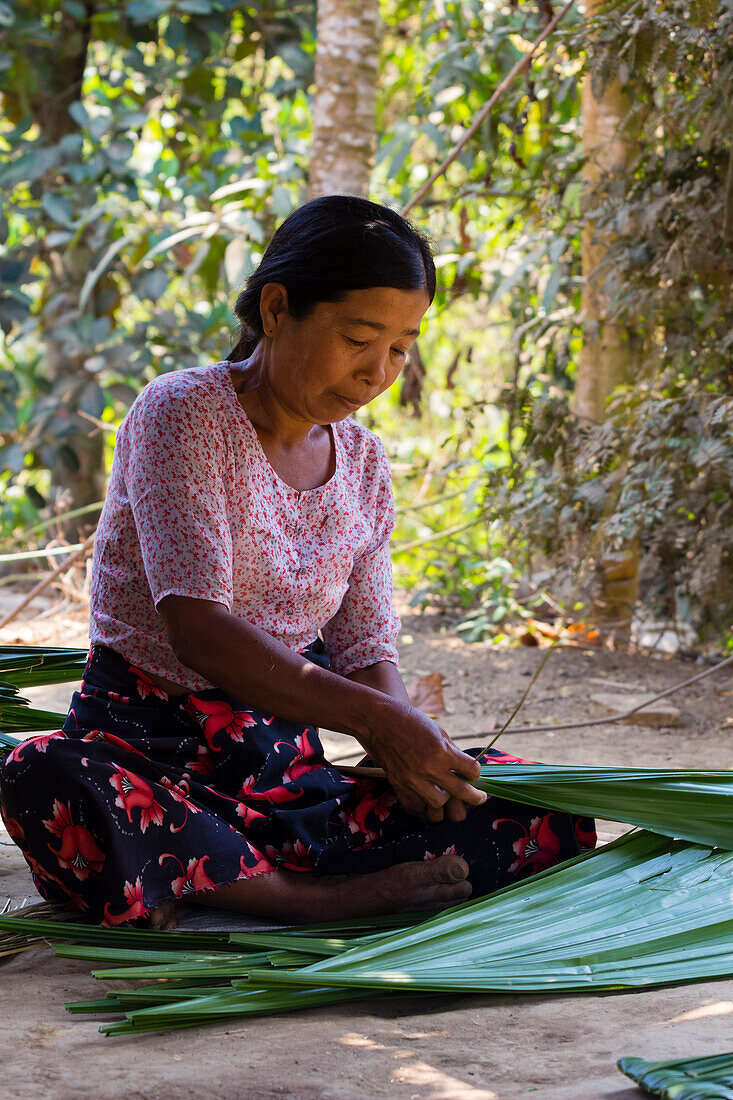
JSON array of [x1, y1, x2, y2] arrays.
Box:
[[89, 361, 401, 690]]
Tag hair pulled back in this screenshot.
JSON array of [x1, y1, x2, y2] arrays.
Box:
[[226, 195, 436, 361]]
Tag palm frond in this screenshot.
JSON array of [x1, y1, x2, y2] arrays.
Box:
[[618, 1050, 733, 1098], [250, 832, 733, 995], [0, 645, 86, 750], [14, 830, 733, 1038], [474, 764, 733, 849], [0, 646, 87, 687]]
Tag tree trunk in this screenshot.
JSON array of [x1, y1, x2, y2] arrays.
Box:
[[574, 8, 640, 635], [32, 6, 107, 538], [307, 0, 382, 199]]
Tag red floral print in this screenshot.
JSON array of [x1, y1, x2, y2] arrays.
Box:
[[25, 851, 88, 910], [493, 812, 563, 874], [3, 815, 25, 846], [239, 774, 301, 804], [185, 697, 257, 752], [265, 838, 313, 870], [104, 877, 146, 926], [424, 844, 458, 861], [340, 786, 396, 842], [5, 731, 64, 766], [574, 817, 598, 850], [237, 851, 274, 879], [160, 853, 217, 898], [235, 801, 267, 826], [82, 729, 148, 757], [109, 765, 165, 832], [135, 670, 168, 701], [43, 800, 105, 880], [160, 776, 202, 834]]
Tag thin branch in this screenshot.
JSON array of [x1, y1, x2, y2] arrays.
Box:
[[400, 0, 577, 216], [0, 532, 95, 631]]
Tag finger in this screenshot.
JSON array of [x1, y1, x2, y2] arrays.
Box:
[[415, 783, 450, 811], [439, 773, 487, 807], [445, 797, 467, 823]]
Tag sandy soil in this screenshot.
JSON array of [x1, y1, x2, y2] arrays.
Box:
[[2, 598, 732, 1100]]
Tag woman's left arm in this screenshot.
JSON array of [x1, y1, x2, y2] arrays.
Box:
[[345, 660, 410, 704]]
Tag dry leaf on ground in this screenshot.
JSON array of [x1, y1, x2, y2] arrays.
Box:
[[408, 672, 446, 717]]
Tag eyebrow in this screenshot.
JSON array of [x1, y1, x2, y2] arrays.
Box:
[[342, 318, 421, 338]]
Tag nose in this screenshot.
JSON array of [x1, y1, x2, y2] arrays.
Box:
[[356, 348, 393, 390]]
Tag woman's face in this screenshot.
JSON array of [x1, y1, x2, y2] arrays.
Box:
[[260, 283, 431, 425]]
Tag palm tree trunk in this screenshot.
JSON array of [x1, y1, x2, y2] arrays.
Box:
[[574, 5, 640, 634], [31, 5, 107, 538], [307, 0, 382, 199]]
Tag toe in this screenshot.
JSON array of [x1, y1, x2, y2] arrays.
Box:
[[434, 854, 469, 882]]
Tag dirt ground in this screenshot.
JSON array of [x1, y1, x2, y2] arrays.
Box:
[[2, 596, 733, 1100]]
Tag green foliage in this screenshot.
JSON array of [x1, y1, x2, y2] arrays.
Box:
[[2, 0, 729, 646], [0, 0, 315, 526], [486, 0, 733, 637]]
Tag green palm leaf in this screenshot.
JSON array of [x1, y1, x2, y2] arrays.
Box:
[[473, 763, 733, 849], [0, 645, 86, 748], [618, 1051, 733, 1098], [34, 831, 733, 1037], [250, 832, 733, 995]]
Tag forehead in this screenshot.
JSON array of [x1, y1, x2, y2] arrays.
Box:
[[325, 286, 431, 330]]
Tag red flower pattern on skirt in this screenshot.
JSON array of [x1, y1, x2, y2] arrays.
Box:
[[160, 853, 217, 898], [43, 799, 105, 880], [104, 877, 146, 925], [135, 671, 169, 701], [109, 765, 165, 832], [160, 775, 202, 834], [266, 838, 313, 870], [185, 697, 257, 752], [424, 844, 458, 861], [237, 852, 273, 878], [493, 812, 563, 874], [5, 732, 64, 766]]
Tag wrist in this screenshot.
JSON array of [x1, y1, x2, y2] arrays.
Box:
[[346, 688, 404, 754]]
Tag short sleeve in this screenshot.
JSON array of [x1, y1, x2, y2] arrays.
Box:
[[322, 443, 401, 676], [118, 377, 233, 611]]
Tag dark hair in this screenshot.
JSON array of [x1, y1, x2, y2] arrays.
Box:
[[226, 195, 436, 361]]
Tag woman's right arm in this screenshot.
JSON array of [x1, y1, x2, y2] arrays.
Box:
[[158, 595, 485, 822]]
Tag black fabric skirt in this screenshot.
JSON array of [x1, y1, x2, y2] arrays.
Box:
[[0, 643, 596, 925]]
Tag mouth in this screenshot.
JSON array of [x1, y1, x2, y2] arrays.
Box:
[[333, 393, 363, 412]]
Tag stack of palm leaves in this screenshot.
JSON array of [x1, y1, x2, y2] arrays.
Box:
[[0, 645, 86, 751], [4, 829, 733, 1036], [618, 1050, 733, 1098], [3, 645, 733, 1042]]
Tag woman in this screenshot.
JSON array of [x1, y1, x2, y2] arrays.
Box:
[[0, 196, 595, 927]]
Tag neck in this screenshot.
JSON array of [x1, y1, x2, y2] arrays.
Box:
[[228, 351, 319, 447]]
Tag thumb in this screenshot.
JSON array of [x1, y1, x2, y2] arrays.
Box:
[[451, 749, 481, 779]]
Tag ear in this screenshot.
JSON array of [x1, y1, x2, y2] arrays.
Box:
[[259, 282, 290, 334]]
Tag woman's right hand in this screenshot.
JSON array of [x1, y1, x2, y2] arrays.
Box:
[[359, 698, 487, 823]]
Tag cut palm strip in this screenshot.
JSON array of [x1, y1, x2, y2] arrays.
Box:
[[249, 832, 733, 994], [618, 1051, 733, 1098], [473, 764, 733, 849]]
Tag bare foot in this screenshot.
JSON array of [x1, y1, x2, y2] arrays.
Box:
[[195, 854, 472, 923], [340, 854, 472, 917], [147, 898, 179, 930]]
